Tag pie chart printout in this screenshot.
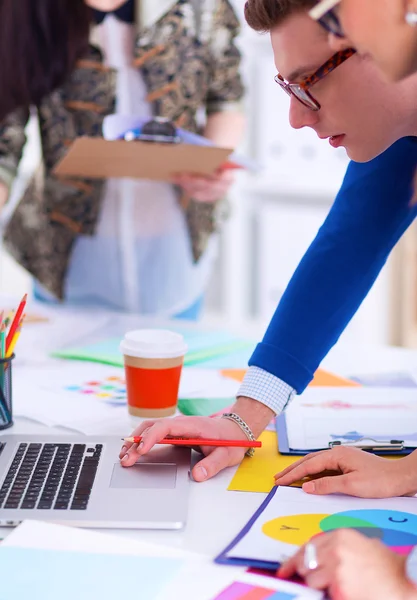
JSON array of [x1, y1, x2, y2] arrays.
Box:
[[262, 510, 417, 554]]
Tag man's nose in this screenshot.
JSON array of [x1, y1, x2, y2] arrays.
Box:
[[288, 96, 320, 130]]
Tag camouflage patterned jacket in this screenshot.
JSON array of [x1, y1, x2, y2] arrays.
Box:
[[0, 0, 244, 299]]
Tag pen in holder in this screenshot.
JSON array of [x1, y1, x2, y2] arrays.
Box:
[[0, 354, 14, 430]]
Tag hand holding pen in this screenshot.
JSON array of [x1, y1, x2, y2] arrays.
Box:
[[122, 436, 262, 449], [120, 415, 261, 481]]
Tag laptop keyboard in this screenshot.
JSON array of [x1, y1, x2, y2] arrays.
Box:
[[0, 443, 102, 511]]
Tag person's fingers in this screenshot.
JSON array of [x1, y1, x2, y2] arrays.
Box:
[[172, 174, 215, 186], [184, 181, 227, 201], [302, 472, 357, 495], [275, 452, 344, 486], [304, 471, 396, 499], [140, 417, 219, 453], [121, 443, 140, 466], [303, 565, 334, 591], [328, 581, 347, 600], [119, 421, 157, 458], [274, 451, 327, 480], [173, 170, 232, 184], [277, 551, 301, 579], [172, 171, 234, 202], [191, 447, 245, 482], [278, 534, 330, 578], [278, 551, 326, 581], [120, 416, 221, 466]]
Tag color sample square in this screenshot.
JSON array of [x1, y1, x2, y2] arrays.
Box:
[[213, 582, 296, 600], [62, 375, 127, 405]]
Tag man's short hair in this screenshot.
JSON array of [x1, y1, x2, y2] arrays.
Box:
[[244, 0, 317, 32]]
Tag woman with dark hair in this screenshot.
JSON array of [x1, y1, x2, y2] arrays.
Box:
[[0, 0, 90, 119], [0, 0, 245, 318]]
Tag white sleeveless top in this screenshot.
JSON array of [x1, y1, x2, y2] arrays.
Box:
[[63, 15, 218, 315]]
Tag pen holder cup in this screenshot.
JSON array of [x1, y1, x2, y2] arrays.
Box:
[[0, 354, 14, 430]]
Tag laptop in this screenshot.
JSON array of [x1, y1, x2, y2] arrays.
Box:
[[0, 435, 191, 529]]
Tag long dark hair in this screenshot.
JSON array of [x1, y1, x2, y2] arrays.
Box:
[[0, 0, 91, 120]]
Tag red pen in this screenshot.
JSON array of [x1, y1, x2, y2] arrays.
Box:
[[6, 293, 27, 352], [122, 436, 262, 449]]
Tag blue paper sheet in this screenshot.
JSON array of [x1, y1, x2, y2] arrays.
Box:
[[0, 546, 182, 600]]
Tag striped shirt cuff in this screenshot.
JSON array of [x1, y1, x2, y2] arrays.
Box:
[[237, 366, 296, 415]]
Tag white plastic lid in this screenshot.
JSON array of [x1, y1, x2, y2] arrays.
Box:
[[120, 329, 187, 359]]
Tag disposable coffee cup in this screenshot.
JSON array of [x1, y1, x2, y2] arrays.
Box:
[[120, 329, 187, 418]]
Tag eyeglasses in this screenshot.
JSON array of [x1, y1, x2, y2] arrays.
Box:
[[274, 47, 355, 111], [309, 0, 344, 38]]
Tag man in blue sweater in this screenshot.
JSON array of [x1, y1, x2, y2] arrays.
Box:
[[119, 0, 417, 499]]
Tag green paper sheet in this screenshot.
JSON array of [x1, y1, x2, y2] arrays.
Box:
[[178, 397, 234, 417], [52, 329, 255, 369]]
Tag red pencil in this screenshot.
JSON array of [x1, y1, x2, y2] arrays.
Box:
[[122, 436, 262, 448], [6, 294, 27, 352]]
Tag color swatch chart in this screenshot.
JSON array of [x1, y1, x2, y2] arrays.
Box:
[[64, 375, 126, 406], [214, 582, 296, 600]]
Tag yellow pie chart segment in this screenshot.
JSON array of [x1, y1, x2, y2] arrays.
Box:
[[262, 514, 329, 545]]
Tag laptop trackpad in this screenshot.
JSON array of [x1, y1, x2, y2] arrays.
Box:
[[110, 462, 177, 489]]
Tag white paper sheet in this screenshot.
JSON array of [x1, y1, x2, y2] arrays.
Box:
[[285, 387, 417, 450], [13, 363, 130, 433], [179, 367, 240, 399], [227, 487, 417, 564], [12, 360, 243, 432], [3, 519, 188, 557]]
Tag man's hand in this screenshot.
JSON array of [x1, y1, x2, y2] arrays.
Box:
[[275, 446, 417, 498], [278, 530, 416, 600], [171, 169, 235, 203]]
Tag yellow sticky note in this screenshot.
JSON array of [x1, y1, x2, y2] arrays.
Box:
[[228, 431, 404, 494], [228, 431, 303, 493]]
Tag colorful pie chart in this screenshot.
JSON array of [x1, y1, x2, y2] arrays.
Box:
[[262, 509, 417, 554]]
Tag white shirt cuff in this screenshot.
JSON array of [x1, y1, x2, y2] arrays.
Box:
[[237, 366, 296, 415]]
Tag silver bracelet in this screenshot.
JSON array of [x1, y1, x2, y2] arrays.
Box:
[[221, 412, 257, 457]]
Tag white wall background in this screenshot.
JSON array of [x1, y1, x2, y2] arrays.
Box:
[[0, 1, 393, 349]]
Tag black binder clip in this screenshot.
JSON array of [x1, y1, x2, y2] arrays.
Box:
[[329, 437, 404, 452], [123, 117, 181, 144]]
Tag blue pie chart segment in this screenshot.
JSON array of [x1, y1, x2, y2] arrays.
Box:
[[320, 510, 417, 554]]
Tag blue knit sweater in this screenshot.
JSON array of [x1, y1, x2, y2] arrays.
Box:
[[249, 137, 417, 392]]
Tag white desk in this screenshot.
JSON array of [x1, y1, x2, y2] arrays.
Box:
[[1, 300, 417, 558]]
